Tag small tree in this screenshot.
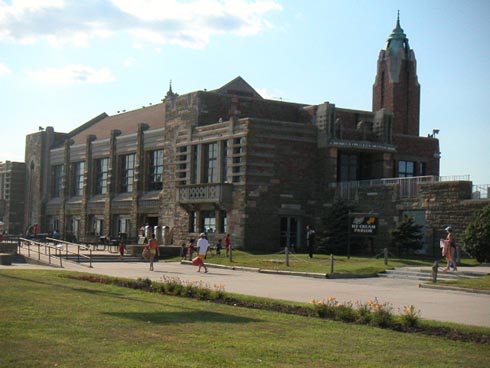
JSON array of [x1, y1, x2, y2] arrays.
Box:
[[461, 204, 490, 263], [390, 215, 423, 255], [317, 201, 355, 255]]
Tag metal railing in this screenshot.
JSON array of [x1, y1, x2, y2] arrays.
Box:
[[18, 237, 93, 268], [330, 175, 471, 200], [471, 184, 490, 199]]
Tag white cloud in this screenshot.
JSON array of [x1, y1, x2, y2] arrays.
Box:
[[27, 64, 116, 84], [123, 57, 135, 68], [0, 0, 282, 48], [0, 62, 11, 76]]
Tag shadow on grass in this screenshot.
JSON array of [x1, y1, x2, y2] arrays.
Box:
[[104, 310, 262, 325]]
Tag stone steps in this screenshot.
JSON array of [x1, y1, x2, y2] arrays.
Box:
[[378, 267, 485, 281], [62, 254, 143, 263]]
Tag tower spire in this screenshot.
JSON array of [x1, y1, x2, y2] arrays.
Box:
[[386, 11, 409, 52], [164, 79, 177, 100]]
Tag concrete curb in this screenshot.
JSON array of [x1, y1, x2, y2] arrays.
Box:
[[180, 260, 378, 279], [419, 283, 490, 295]]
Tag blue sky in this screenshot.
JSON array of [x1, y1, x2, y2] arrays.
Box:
[[1, 0, 489, 184]]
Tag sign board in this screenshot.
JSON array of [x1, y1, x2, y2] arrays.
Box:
[[350, 216, 378, 236]]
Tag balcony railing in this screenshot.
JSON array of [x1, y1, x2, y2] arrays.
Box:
[[176, 183, 233, 205], [330, 175, 471, 200], [472, 184, 490, 199]]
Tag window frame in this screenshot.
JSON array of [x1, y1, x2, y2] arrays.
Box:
[[148, 150, 164, 191], [94, 157, 109, 195]]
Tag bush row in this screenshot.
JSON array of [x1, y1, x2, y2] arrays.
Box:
[[64, 273, 489, 344]]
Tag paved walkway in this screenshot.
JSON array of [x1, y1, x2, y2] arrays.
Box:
[[1, 260, 489, 328]]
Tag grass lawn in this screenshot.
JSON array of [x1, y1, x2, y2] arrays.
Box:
[[436, 275, 490, 291], [1, 269, 489, 368], [173, 250, 479, 276]]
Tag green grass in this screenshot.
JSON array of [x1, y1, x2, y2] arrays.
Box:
[[173, 251, 479, 276], [436, 275, 490, 291], [1, 269, 489, 368]]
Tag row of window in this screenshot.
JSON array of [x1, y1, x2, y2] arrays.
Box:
[[47, 209, 228, 239], [51, 150, 164, 197], [176, 138, 244, 186], [51, 137, 245, 198], [338, 152, 426, 182]]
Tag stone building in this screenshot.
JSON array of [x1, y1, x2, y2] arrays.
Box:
[[0, 161, 26, 235], [23, 17, 448, 252]]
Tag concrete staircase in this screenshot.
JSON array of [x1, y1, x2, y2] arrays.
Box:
[[378, 267, 486, 282], [62, 253, 143, 263]]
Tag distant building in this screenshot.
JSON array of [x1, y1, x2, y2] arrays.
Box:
[[23, 17, 444, 251], [0, 161, 26, 234]]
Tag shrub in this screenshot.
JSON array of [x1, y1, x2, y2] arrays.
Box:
[[461, 204, 490, 263], [354, 301, 372, 324], [335, 301, 357, 322], [399, 304, 421, 328], [368, 298, 393, 328], [310, 297, 338, 319]]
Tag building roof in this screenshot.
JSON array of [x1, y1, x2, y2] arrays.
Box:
[[68, 103, 165, 145], [212, 76, 263, 99]]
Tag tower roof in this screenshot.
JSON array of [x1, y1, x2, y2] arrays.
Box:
[[386, 11, 409, 54]]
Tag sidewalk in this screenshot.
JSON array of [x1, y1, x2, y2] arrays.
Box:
[[1, 260, 489, 328]]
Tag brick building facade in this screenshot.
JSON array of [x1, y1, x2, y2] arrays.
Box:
[[23, 17, 470, 253], [0, 161, 26, 234]]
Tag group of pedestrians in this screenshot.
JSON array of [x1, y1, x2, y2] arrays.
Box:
[[125, 223, 459, 274]]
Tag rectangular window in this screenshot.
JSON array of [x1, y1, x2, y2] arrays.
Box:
[[188, 211, 197, 233], [202, 211, 216, 233], [222, 140, 228, 182], [72, 161, 85, 196], [419, 162, 427, 176], [51, 164, 64, 197], [177, 146, 187, 185], [232, 138, 243, 183], [339, 153, 359, 182], [398, 161, 415, 177], [220, 210, 227, 233], [121, 154, 135, 193], [93, 217, 104, 236], [191, 145, 198, 184], [149, 150, 164, 191], [204, 142, 219, 183], [95, 158, 109, 195], [116, 216, 131, 238]]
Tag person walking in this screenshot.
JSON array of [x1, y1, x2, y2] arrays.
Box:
[[306, 225, 316, 258], [196, 233, 209, 273], [215, 239, 223, 256], [186, 238, 195, 260], [443, 226, 457, 271], [118, 240, 126, 260], [148, 233, 160, 271], [224, 233, 231, 257]]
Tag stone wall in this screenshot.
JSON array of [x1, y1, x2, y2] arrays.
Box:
[[324, 180, 490, 256]]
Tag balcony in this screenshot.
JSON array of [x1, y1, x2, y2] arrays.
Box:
[[176, 183, 233, 209]]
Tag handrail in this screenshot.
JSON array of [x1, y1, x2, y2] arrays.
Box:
[[18, 237, 93, 268]]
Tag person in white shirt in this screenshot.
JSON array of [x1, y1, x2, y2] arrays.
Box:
[[196, 233, 209, 273]]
